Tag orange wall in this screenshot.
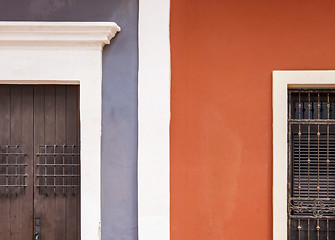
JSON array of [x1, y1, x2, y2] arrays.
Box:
[[170, 1, 335, 239]]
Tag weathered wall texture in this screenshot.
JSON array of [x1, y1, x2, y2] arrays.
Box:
[[170, 0, 335, 239], [0, 0, 139, 239]]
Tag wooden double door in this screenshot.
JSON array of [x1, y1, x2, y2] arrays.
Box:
[[0, 85, 80, 240]]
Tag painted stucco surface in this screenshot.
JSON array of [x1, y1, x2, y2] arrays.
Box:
[[170, 0, 335, 239], [0, 1, 139, 239]]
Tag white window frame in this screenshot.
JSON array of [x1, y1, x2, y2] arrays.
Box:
[[273, 70, 335, 240], [0, 21, 120, 240]]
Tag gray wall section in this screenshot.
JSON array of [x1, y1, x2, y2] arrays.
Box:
[[0, 0, 139, 239]]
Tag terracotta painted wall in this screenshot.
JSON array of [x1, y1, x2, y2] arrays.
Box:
[[170, 0, 335, 239]]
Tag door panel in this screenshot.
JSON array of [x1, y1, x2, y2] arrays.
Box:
[[0, 85, 80, 240], [34, 85, 80, 240], [0, 86, 34, 239]]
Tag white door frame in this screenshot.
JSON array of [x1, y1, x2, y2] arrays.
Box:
[[0, 21, 120, 240]]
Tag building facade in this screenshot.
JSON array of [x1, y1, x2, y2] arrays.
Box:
[[1, 0, 335, 239]]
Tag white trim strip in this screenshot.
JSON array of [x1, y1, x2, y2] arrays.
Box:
[[273, 70, 335, 240], [138, 0, 171, 239]]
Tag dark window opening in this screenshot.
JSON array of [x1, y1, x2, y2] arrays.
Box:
[[288, 89, 335, 239]]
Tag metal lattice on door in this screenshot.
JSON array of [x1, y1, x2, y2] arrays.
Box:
[[36, 145, 80, 196], [0, 145, 27, 196]]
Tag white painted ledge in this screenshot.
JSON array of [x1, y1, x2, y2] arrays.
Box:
[[0, 21, 120, 240], [0, 21, 120, 49]]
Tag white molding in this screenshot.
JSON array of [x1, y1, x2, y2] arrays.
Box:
[[0, 21, 120, 49], [138, 0, 171, 239], [273, 70, 335, 240], [0, 21, 120, 240]]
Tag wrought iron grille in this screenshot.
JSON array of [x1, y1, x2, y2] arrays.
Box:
[[288, 90, 335, 239], [36, 145, 80, 196], [0, 145, 27, 196]]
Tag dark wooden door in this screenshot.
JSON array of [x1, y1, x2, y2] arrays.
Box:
[[0, 85, 80, 240]]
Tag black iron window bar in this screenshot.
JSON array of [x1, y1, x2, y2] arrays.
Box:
[[288, 90, 335, 239], [0, 145, 27, 196], [36, 145, 80, 196]]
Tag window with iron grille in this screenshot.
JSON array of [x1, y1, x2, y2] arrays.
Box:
[[288, 89, 335, 239]]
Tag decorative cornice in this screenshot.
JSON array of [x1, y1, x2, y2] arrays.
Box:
[[0, 22, 121, 49]]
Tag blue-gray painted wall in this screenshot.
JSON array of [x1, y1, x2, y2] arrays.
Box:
[[0, 1, 139, 239]]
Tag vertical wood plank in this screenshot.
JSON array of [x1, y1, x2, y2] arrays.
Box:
[[20, 86, 34, 240], [33, 86, 47, 240], [55, 85, 67, 240], [0, 85, 11, 239], [66, 85, 80, 240], [44, 85, 56, 240], [9, 85, 22, 240]]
